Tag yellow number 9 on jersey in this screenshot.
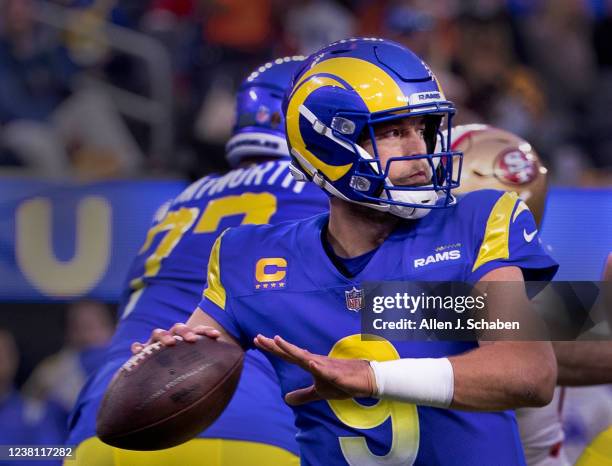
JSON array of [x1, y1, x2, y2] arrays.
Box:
[[328, 335, 420, 466]]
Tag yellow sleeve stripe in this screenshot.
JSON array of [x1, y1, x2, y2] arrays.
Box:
[[203, 229, 228, 310], [472, 192, 519, 273], [512, 199, 529, 223]]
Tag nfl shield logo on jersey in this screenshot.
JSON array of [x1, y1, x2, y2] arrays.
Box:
[[255, 105, 270, 124], [345, 287, 364, 312]]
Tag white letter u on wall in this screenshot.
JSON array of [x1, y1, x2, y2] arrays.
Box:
[[16, 197, 111, 297]]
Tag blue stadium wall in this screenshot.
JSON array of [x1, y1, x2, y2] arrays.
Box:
[[0, 180, 610, 301]]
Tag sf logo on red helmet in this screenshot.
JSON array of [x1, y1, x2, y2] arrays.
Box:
[[494, 148, 539, 185]]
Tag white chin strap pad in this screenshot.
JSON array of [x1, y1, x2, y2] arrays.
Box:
[[382, 186, 439, 220]]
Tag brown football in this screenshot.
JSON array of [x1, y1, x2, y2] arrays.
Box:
[[96, 336, 244, 450]]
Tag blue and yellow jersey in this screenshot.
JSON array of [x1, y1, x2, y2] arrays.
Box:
[[199, 189, 558, 466], [67, 160, 329, 455]]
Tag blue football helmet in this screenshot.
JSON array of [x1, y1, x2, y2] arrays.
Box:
[[284, 38, 462, 219], [226, 56, 306, 167]]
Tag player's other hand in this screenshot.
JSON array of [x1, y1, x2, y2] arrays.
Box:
[[254, 334, 377, 405], [131, 323, 221, 354]]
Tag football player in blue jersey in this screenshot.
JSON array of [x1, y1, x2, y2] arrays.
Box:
[[136, 38, 559, 465], [65, 56, 330, 466]]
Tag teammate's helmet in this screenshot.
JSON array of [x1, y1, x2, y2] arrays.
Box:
[[284, 38, 461, 219], [451, 124, 548, 226], [226, 56, 306, 167]]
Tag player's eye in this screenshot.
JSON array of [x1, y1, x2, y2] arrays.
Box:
[[379, 128, 401, 139]]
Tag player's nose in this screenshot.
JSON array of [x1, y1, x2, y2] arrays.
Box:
[[401, 130, 426, 157]]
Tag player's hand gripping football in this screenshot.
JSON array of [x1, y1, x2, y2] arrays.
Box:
[[254, 334, 377, 405], [131, 323, 221, 354]]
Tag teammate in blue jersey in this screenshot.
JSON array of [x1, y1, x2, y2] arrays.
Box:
[[137, 38, 559, 465], [65, 56, 330, 466]]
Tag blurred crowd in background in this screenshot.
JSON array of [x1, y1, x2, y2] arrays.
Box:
[[1, 301, 115, 461], [1, 0, 612, 461], [0, 0, 611, 182]]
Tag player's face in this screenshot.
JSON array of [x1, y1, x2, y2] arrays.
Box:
[[361, 116, 431, 186]]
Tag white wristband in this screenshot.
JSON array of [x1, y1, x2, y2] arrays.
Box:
[[369, 358, 454, 408]]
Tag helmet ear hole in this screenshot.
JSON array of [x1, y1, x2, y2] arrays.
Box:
[[424, 115, 443, 154], [357, 127, 371, 147]]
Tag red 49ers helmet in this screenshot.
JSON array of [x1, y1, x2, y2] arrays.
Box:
[[451, 124, 549, 226]]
